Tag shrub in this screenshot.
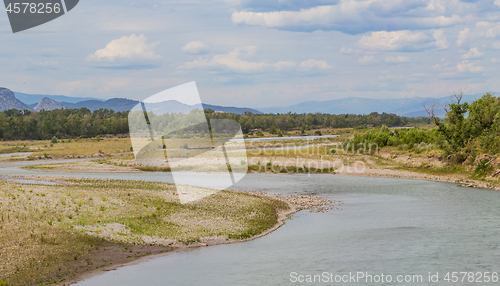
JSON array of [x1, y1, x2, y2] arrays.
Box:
[[50, 136, 58, 144], [475, 159, 493, 176], [269, 125, 277, 135]]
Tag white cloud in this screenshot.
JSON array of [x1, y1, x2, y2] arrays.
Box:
[[357, 30, 445, 51], [87, 34, 162, 68], [433, 29, 449, 50], [339, 47, 356, 55], [385, 56, 411, 63], [492, 42, 500, 49], [476, 21, 500, 38], [457, 28, 471, 48], [491, 58, 499, 63], [461, 47, 484, 60], [231, 1, 465, 34], [358, 55, 377, 65], [299, 59, 332, 70], [182, 41, 209, 55], [179, 47, 295, 73], [456, 60, 484, 73]]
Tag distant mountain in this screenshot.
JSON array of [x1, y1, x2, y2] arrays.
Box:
[[11, 92, 262, 114], [61, 98, 139, 112], [34, 98, 66, 111], [202, 104, 262, 115], [0, 88, 31, 111], [258, 93, 492, 117], [141, 100, 199, 115], [139, 101, 262, 115], [14, 92, 104, 105]]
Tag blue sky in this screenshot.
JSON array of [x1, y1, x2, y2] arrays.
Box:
[[1, 0, 500, 108]]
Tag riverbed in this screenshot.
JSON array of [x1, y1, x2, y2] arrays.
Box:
[[1, 162, 499, 285]]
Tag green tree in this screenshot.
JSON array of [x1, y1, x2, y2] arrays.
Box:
[[301, 124, 306, 134], [269, 125, 277, 134]]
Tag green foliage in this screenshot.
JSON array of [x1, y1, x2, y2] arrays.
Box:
[[269, 125, 277, 134], [0, 108, 129, 140], [342, 126, 437, 152], [474, 160, 493, 177], [256, 131, 264, 137], [50, 136, 58, 144], [344, 93, 500, 173], [205, 111, 427, 134], [0, 107, 428, 141], [432, 93, 500, 156]]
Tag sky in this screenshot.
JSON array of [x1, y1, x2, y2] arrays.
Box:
[[1, 0, 500, 108]]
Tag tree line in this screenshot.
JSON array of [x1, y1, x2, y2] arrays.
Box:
[[0, 107, 428, 141], [0, 108, 129, 140], [204, 110, 430, 134]]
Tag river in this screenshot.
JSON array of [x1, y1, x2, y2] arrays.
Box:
[[1, 162, 499, 285]]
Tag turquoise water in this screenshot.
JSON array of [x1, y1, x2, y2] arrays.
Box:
[[1, 162, 499, 285], [72, 174, 500, 286]]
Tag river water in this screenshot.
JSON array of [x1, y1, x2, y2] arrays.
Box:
[[1, 164, 499, 285]]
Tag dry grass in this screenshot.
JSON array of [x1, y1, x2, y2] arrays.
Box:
[[0, 178, 288, 285], [22, 160, 141, 173], [0, 137, 133, 158]]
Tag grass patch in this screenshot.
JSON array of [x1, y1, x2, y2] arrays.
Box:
[[396, 163, 466, 176], [0, 178, 288, 285], [249, 163, 335, 174], [134, 165, 172, 172]]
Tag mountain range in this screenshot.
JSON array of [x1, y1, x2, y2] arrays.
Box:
[[0, 88, 262, 114], [14, 92, 103, 105], [258, 93, 493, 117], [1, 87, 495, 116]]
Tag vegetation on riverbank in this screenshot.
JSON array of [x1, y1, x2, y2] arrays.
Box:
[[0, 106, 430, 141], [341, 93, 500, 178], [0, 178, 289, 285]]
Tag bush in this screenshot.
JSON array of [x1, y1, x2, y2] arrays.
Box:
[[342, 127, 436, 152], [475, 159, 493, 176], [256, 131, 264, 137], [315, 130, 322, 136], [50, 136, 58, 144], [269, 125, 277, 135]]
